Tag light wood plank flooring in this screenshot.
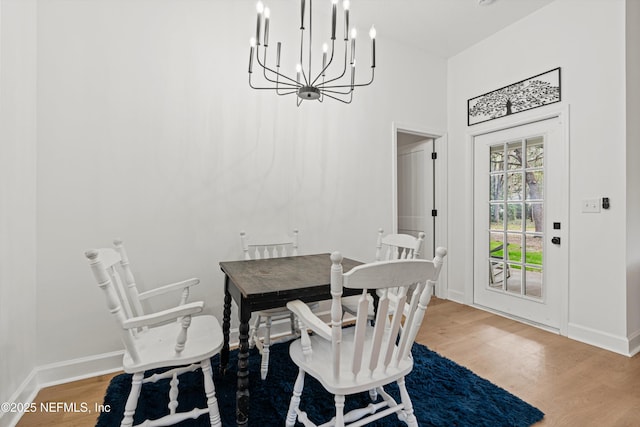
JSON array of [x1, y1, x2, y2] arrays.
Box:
[[17, 298, 640, 426]]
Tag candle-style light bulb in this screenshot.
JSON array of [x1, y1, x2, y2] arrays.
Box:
[[248, 37, 256, 73], [350, 58, 356, 89], [255, 1, 264, 45], [322, 43, 328, 75], [350, 28, 357, 64], [263, 7, 270, 46], [343, 0, 350, 41], [369, 26, 376, 68]]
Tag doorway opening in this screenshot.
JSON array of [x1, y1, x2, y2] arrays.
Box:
[[392, 124, 447, 297]]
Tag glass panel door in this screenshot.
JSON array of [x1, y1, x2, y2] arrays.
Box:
[[473, 117, 567, 331]]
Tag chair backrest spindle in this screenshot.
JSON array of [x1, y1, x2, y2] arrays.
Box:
[[85, 249, 141, 362], [240, 229, 299, 260], [330, 252, 344, 381]]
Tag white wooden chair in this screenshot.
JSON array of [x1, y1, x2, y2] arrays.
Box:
[[85, 246, 223, 427], [342, 229, 425, 318], [241, 229, 311, 380], [111, 238, 201, 319], [375, 228, 426, 262], [285, 248, 446, 427]]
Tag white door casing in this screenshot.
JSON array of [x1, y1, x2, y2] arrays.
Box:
[[392, 123, 448, 298]]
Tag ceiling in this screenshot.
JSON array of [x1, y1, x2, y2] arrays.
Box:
[[352, 0, 556, 58]]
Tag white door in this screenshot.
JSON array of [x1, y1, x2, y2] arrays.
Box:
[[473, 118, 567, 330], [397, 138, 434, 259]]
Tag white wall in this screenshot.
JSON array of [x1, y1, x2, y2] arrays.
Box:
[[34, 0, 447, 366], [626, 0, 640, 353], [448, 0, 631, 353], [0, 0, 38, 406]]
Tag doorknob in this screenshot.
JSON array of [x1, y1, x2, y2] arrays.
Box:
[[551, 236, 561, 245]]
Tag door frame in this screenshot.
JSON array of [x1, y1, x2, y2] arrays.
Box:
[[391, 122, 448, 298], [466, 105, 570, 336]]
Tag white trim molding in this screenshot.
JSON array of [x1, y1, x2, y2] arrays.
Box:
[[568, 322, 633, 357]]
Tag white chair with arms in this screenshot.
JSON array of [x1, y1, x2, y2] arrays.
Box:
[[85, 245, 223, 427], [111, 238, 201, 319], [285, 248, 446, 427]]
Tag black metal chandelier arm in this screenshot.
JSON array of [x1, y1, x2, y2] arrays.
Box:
[[310, 40, 337, 87], [313, 42, 348, 88], [298, 29, 311, 86], [319, 89, 353, 104], [321, 87, 352, 96], [255, 46, 299, 87], [318, 68, 375, 89], [274, 74, 300, 96], [248, 75, 298, 95]]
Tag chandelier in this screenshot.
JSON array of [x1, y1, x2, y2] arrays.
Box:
[[248, 0, 376, 105]]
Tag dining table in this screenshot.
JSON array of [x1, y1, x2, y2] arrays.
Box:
[[218, 252, 364, 426]]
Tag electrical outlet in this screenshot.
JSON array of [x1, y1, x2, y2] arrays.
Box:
[[582, 198, 600, 213]]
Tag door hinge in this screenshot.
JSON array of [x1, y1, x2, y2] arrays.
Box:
[[432, 209, 438, 217], [431, 152, 438, 160]]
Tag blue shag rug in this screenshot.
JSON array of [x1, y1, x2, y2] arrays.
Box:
[[96, 341, 543, 426]]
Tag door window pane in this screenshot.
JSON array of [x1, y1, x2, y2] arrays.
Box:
[[490, 174, 504, 201], [525, 171, 544, 200], [525, 267, 543, 298], [526, 137, 544, 168], [490, 146, 504, 172], [525, 235, 543, 267], [507, 141, 523, 170], [507, 172, 523, 200], [506, 264, 521, 294], [507, 203, 523, 230], [525, 203, 544, 233], [490, 204, 504, 230], [490, 232, 504, 259], [507, 233, 523, 262]]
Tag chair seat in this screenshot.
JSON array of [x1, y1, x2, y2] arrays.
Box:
[[254, 307, 291, 316], [289, 327, 413, 395], [341, 294, 375, 318], [123, 315, 223, 373]]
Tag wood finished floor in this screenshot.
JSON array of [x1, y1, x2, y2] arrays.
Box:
[[16, 298, 640, 426]]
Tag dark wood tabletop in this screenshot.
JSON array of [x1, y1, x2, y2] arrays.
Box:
[[220, 253, 362, 309]]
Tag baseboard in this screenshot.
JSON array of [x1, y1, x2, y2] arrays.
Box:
[[446, 289, 465, 304], [0, 351, 125, 427], [567, 322, 632, 356], [0, 370, 39, 427], [627, 328, 640, 357], [35, 350, 125, 389]]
